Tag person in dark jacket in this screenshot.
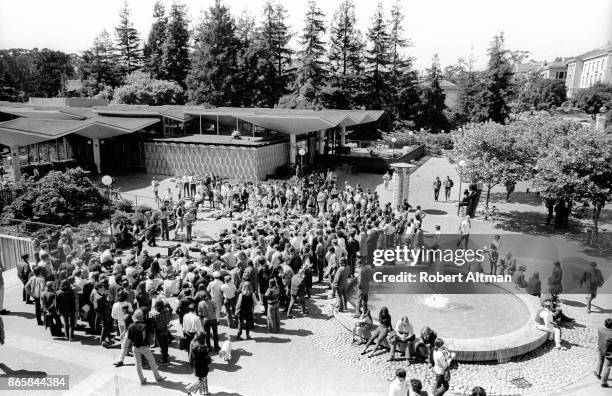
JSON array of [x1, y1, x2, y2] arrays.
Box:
[[41, 281, 62, 337], [264, 278, 281, 333], [17, 254, 33, 304], [124, 309, 165, 385], [56, 280, 77, 341], [186, 331, 211, 395], [527, 272, 541, 297], [333, 258, 350, 312], [235, 282, 255, 340]]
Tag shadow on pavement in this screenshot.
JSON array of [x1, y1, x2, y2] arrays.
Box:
[[489, 191, 543, 206], [5, 311, 35, 320], [0, 363, 47, 377]]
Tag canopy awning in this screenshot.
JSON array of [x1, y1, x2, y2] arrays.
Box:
[[185, 108, 383, 135], [0, 107, 84, 120], [0, 117, 160, 147]]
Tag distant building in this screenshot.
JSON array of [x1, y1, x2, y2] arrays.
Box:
[[536, 61, 568, 81], [512, 62, 541, 78], [565, 44, 612, 98], [439, 79, 459, 110]]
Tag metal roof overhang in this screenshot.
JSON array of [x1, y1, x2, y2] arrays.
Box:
[[0, 107, 85, 120], [0, 117, 160, 147]]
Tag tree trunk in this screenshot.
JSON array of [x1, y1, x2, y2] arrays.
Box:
[[593, 200, 603, 233], [485, 182, 491, 209]]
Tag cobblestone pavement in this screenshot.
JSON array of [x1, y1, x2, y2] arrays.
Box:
[[300, 286, 601, 396]]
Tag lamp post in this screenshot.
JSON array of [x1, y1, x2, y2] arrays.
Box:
[[456, 160, 466, 215], [102, 175, 113, 250], [391, 137, 397, 158], [298, 148, 306, 178]]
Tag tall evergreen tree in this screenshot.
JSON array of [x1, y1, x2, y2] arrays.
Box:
[[363, 2, 392, 110], [115, 0, 143, 74], [481, 33, 514, 123], [162, 0, 190, 87], [386, 0, 419, 123], [186, 0, 240, 105], [417, 54, 448, 132], [324, 0, 364, 109], [234, 12, 261, 107], [280, 0, 327, 108], [143, 0, 168, 79], [80, 29, 123, 95], [254, 0, 293, 107]]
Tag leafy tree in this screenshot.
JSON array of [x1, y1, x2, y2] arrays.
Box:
[[162, 0, 190, 87], [279, 0, 327, 108], [113, 71, 184, 105], [363, 2, 392, 110], [532, 125, 612, 232], [2, 168, 109, 224], [32, 49, 75, 97], [517, 76, 567, 111], [443, 57, 468, 84], [417, 55, 448, 132], [573, 83, 612, 119], [450, 121, 532, 208], [115, 0, 143, 74], [186, 0, 240, 105], [80, 29, 123, 95], [481, 33, 514, 123], [452, 71, 486, 125], [254, 0, 293, 107], [143, 0, 168, 79], [323, 0, 364, 109]]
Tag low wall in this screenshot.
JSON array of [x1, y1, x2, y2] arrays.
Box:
[[143, 141, 288, 180]]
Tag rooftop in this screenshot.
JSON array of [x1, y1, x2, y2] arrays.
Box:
[[149, 134, 287, 147]]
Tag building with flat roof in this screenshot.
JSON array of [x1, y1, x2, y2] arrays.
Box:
[[565, 44, 612, 98], [0, 100, 383, 181]]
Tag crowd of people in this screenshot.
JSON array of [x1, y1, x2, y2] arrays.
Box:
[[2, 167, 609, 394]]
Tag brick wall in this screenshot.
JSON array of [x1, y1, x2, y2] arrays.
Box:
[[143, 141, 288, 180]]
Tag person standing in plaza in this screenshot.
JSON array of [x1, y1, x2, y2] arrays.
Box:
[[581, 261, 605, 313], [595, 318, 612, 387], [0, 258, 8, 315], [388, 368, 409, 396], [333, 259, 350, 312], [433, 177, 442, 202], [383, 171, 391, 190], [264, 278, 281, 333], [125, 309, 166, 385], [41, 281, 62, 337], [186, 331, 212, 396], [150, 300, 172, 365], [25, 266, 46, 325], [182, 175, 190, 198], [443, 176, 454, 201], [182, 303, 202, 351], [235, 282, 255, 340], [189, 174, 197, 198], [433, 338, 455, 395], [221, 275, 237, 328], [159, 203, 170, 241], [17, 253, 33, 304], [56, 280, 77, 342], [151, 177, 160, 203], [198, 293, 220, 351], [456, 215, 471, 249]]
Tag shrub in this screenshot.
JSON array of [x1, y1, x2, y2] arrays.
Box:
[[2, 167, 109, 224], [115, 198, 134, 212]]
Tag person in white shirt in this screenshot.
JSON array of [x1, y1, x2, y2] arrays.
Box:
[[432, 338, 455, 393], [207, 273, 224, 321], [388, 368, 409, 396], [456, 215, 471, 249], [221, 276, 238, 327]]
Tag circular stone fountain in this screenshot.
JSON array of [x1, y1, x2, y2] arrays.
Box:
[[368, 282, 547, 362]]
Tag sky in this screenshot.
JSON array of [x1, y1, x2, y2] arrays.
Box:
[[1, 0, 611, 72]]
